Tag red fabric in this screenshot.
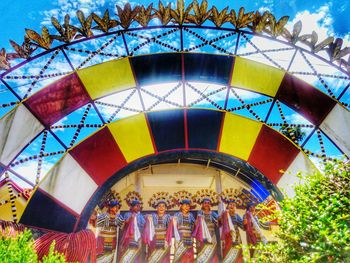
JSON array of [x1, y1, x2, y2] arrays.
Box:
[[244, 211, 258, 245], [179, 249, 194, 263], [121, 214, 135, 248], [143, 216, 152, 246], [96, 236, 104, 255], [220, 211, 230, 241], [144, 215, 172, 263], [166, 217, 174, 244], [70, 127, 128, 185], [26, 73, 90, 126], [192, 216, 204, 244], [96, 236, 116, 255], [34, 229, 96, 263], [248, 125, 300, 184]]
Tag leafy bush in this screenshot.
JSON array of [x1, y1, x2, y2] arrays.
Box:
[[41, 242, 66, 263], [250, 160, 350, 263], [0, 228, 67, 263], [0, 229, 37, 263]]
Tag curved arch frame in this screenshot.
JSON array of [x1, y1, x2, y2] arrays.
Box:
[[19, 108, 314, 233]]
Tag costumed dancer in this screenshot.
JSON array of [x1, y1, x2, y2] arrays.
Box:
[[96, 193, 124, 263], [243, 202, 269, 258], [192, 189, 220, 263], [172, 190, 196, 263], [144, 192, 174, 263], [119, 191, 146, 263], [220, 188, 245, 263]]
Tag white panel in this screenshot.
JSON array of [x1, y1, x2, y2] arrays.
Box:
[[277, 152, 314, 197], [320, 104, 350, 157], [40, 154, 98, 214], [0, 105, 44, 165]]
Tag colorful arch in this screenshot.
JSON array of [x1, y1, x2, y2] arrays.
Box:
[[0, 52, 348, 234], [1, 53, 348, 175], [18, 108, 314, 233]]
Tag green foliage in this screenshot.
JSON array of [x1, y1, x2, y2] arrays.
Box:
[[0, 229, 37, 263], [249, 160, 350, 263], [0, 228, 67, 263], [41, 241, 66, 263], [279, 125, 306, 143]]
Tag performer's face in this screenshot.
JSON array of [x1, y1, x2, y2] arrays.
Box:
[[109, 205, 119, 215], [201, 200, 211, 211], [132, 204, 141, 213], [180, 203, 190, 214], [249, 206, 256, 213], [157, 203, 166, 215], [228, 202, 236, 213]]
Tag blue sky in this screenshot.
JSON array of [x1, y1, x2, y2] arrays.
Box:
[[0, 0, 349, 50]]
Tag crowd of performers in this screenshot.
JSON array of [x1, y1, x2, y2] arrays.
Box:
[[91, 189, 271, 263]]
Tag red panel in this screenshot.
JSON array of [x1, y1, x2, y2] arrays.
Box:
[[276, 73, 336, 125], [248, 125, 300, 184], [26, 73, 90, 126], [70, 127, 127, 186]]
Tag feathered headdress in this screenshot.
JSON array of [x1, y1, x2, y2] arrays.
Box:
[[221, 188, 260, 209], [125, 191, 143, 208], [107, 192, 122, 207], [148, 192, 174, 209], [173, 190, 196, 209], [99, 190, 122, 208], [192, 189, 219, 206], [220, 188, 241, 206]]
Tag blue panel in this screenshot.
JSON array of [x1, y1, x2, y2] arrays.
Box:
[[0, 164, 5, 176], [250, 179, 270, 201], [147, 110, 185, 152], [20, 190, 77, 233], [187, 109, 223, 150], [130, 53, 182, 86], [184, 53, 234, 85]]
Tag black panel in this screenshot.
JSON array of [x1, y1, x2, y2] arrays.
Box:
[[187, 109, 223, 150], [147, 110, 185, 152], [20, 190, 77, 233], [184, 53, 234, 85], [130, 54, 182, 86]]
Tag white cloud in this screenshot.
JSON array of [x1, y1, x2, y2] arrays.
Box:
[[12, 159, 56, 187]]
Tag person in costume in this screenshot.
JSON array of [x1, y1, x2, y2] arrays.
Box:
[[119, 191, 146, 263], [172, 190, 196, 263], [96, 193, 124, 263], [243, 202, 269, 258], [192, 189, 220, 263], [220, 188, 245, 263], [144, 192, 174, 263]]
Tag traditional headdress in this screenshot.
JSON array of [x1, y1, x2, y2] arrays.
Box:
[[148, 192, 173, 209], [239, 189, 260, 208], [125, 191, 143, 208], [220, 188, 242, 206], [99, 190, 122, 208], [221, 188, 260, 209], [173, 190, 196, 209], [107, 192, 122, 208], [192, 189, 219, 206]]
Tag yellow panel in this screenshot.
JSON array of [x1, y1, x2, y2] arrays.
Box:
[[108, 114, 154, 162], [0, 199, 26, 221], [231, 56, 285, 97], [77, 58, 136, 99], [219, 113, 262, 160], [0, 203, 14, 221]]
